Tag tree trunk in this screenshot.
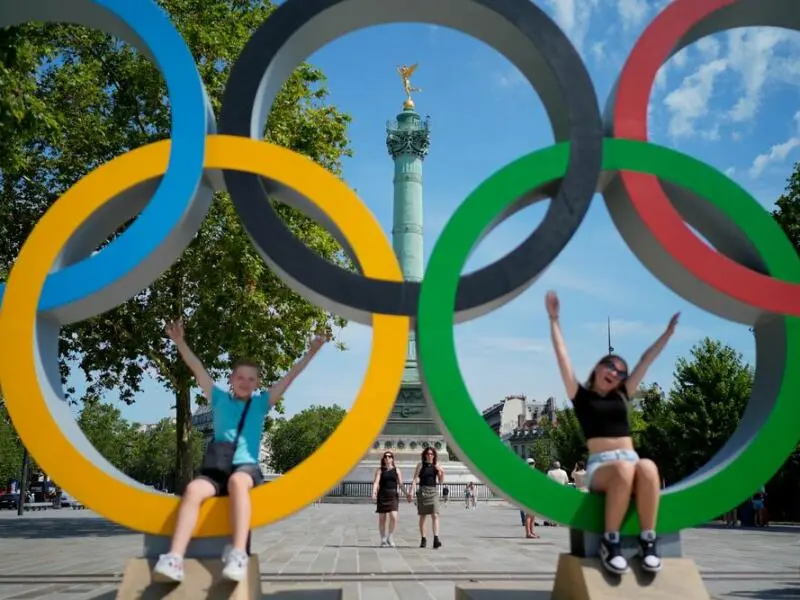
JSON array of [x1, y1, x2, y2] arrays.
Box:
[[175, 386, 193, 494]]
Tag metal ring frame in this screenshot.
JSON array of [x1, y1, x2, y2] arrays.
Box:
[[0, 0, 798, 535]]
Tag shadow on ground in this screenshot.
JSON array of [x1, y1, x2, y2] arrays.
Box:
[[88, 590, 348, 599], [0, 518, 134, 539], [699, 523, 800, 534], [727, 581, 800, 599]]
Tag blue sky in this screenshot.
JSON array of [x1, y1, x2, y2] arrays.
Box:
[[79, 1, 800, 426]]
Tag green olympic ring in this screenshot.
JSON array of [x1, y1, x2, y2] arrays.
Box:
[[418, 138, 800, 534]]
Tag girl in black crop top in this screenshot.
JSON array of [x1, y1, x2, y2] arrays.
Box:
[[545, 291, 679, 576]]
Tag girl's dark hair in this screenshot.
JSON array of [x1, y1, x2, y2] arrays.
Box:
[[231, 358, 260, 374], [380, 452, 394, 470], [421, 446, 438, 465], [577, 460, 585, 470], [586, 353, 630, 396]]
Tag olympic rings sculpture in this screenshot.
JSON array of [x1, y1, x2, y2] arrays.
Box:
[[0, 0, 798, 537]]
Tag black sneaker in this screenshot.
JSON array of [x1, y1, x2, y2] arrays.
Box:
[[599, 538, 629, 574], [420, 537, 427, 548], [432, 536, 442, 549], [639, 538, 662, 573]]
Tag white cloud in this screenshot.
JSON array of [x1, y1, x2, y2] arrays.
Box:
[[616, 0, 650, 31], [725, 29, 790, 122], [591, 42, 605, 62], [696, 37, 721, 59], [494, 69, 524, 89], [663, 59, 727, 138], [541, 0, 597, 55], [749, 111, 800, 178]]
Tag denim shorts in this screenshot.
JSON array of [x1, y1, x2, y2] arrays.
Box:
[[585, 449, 640, 491]]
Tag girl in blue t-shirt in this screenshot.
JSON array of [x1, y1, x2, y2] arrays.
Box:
[[153, 319, 327, 584]]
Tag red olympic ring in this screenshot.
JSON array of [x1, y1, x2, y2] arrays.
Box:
[[613, 0, 800, 316]]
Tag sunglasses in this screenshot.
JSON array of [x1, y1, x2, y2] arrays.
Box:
[[383, 453, 393, 458], [601, 360, 628, 378]]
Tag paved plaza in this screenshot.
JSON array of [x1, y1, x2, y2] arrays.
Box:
[[0, 502, 797, 599]]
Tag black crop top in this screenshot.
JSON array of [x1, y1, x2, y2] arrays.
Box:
[[572, 385, 631, 439], [378, 467, 398, 494], [418, 463, 438, 486]]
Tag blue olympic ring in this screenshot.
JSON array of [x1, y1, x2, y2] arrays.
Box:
[[0, 0, 212, 320]]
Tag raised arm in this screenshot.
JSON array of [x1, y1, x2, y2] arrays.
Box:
[[545, 292, 578, 400], [625, 312, 679, 396], [268, 333, 328, 403], [165, 319, 213, 399], [436, 464, 445, 484]]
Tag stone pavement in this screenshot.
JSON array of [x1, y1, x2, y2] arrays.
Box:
[[0, 502, 798, 599]]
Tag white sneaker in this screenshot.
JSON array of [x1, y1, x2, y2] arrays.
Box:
[[152, 553, 184, 582], [387, 536, 396, 547], [380, 537, 389, 547], [221, 548, 248, 582]]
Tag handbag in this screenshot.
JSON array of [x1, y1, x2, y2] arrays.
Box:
[[201, 397, 253, 476]]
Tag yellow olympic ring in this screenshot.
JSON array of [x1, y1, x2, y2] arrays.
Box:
[[0, 135, 408, 537]]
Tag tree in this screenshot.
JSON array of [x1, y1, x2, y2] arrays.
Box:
[[633, 383, 672, 475], [0, 2, 352, 491], [548, 409, 587, 469], [529, 437, 552, 473], [771, 160, 800, 256], [268, 405, 346, 473], [0, 395, 24, 486], [77, 396, 139, 473], [129, 418, 204, 491], [765, 162, 800, 520], [663, 338, 752, 483]]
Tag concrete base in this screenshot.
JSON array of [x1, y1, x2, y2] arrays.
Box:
[[116, 555, 261, 600], [550, 554, 710, 600]]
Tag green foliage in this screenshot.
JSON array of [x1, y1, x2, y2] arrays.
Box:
[[0, 1, 352, 491], [529, 437, 553, 473], [771, 160, 800, 257], [268, 404, 346, 474], [77, 398, 203, 491], [633, 383, 672, 464], [548, 409, 586, 470], [663, 338, 752, 483], [0, 396, 24, 485], [768, 161, 800, 519]]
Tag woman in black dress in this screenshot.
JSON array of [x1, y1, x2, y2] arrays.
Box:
[[411, 447, 444, 548], [371, 451, 410, 547]]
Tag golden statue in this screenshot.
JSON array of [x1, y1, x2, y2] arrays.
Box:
[[397, 63, 422, 109]]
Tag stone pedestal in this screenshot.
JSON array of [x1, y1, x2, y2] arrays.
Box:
[[117, 555, 261, 600], [547, 529, 709, 600], [551, 554, 709, 600]]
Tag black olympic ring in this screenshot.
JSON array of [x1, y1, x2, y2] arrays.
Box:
[[219, 0, 603, 325]]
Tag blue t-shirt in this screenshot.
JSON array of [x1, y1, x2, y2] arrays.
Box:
[[210, 386, 270, 465]]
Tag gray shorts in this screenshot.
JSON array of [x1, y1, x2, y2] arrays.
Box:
[[198, 463, 263, 496], [585, 449, 640, 490]]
